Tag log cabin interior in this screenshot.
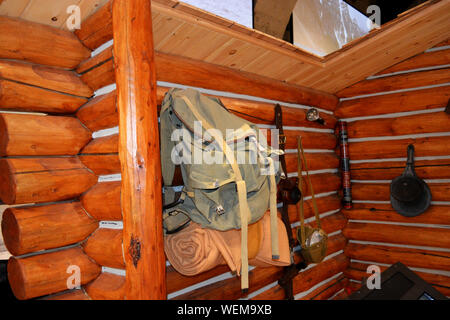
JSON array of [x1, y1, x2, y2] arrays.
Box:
[[0, 0, 449, 301]]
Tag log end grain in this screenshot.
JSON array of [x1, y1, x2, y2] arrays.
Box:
[[2, 202, 99, 256], [7, 247, 101, 300], [0, 16, 91, 69], [80, 181, 122, 221], [1, 209, 20, 255], [0, 113, 9, 157], [0, 158, 99, 205], [84, 272, 125, 300], [0, 113, 93, 156], [0, 159, 15, 204], [7, 257, 27, 300], [82, 228, 124, 269]]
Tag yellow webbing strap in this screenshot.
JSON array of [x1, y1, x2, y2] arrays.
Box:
[[267, 158, 279, 260], [296, 137, 306, 248], [181, 96, 278, 290]]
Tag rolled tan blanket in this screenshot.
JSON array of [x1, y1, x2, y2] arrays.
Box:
[[250, 212, 291, 267], [164, 211, 290, 277], [165, 219, 262, 276], [164, 223, 226, 276], [208, 219, 262, 275]]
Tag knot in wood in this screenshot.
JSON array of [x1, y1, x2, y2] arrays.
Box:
[[136, 153, 145, 169], [129, 235, 141, 268]]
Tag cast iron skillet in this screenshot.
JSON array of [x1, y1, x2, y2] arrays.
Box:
[[390, 144, 432, 217]]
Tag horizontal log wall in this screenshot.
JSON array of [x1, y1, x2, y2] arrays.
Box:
[[0, 158, 97, 205], [336, 41, 450, 297], [0, 16, 91, 69], [2, 202, 98, 256], [72, 22, 344, 299], [8, 247, 101, 300], [0, 16, 105, 300]]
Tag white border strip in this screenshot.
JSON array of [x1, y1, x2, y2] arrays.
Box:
[[287, 169, 339, 178], [352, 179, 450, 184], [350, 259, 450, 277], [341, 107, 446, 123], [348, 219, 450, 229], [98, 174, 122, 182], [291, 209, 341, 229], [92, 126, 119, 139], [99, 221, 124, 229], [94, 83, 116, 97], [328, 288, 345, 300], [348, 131, 450, 143], [0, 110, 47, 116], [102, 266, 126, 276], [425, 45, 450, 53], [353, 200, 450, 206], [367, 64, 450, 80], [257, 123, 333, 133], [294, 272, 343, 300], [340, 82, 450, 101], [350, 155, 450, 164], [285, 149, 335, 154], [349, 240, 450, 253], [91, 40, 113, 57]]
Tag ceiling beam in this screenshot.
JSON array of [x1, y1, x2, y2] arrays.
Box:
[[253, 0, 298, 39]]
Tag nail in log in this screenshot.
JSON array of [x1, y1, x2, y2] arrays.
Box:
[[112, 0, 166, 299]]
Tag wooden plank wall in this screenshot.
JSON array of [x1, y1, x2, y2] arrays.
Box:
[[68, 15, 349, 299], [334, 39, 450, 299]]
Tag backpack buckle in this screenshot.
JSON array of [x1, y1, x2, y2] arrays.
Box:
[[215, 205, 225, 215]]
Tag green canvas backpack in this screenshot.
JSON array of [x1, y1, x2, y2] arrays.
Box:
[[160, 88, 282, 290]]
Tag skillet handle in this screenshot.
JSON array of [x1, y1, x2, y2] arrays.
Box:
[[404, 144, 416, 176]]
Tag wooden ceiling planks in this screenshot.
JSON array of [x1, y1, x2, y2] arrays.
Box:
[[314, 0, 450, 93], [20, 0, 82, 29], [1, 0, 449, 94], [375, 48, 450, 76], [0, 0, 29, 16], [151, 0, 450, 94], [0, 0, 109, 30], [151, 0, 324, 67]]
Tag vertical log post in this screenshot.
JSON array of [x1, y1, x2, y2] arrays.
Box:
[[112, 0, 166, 299]]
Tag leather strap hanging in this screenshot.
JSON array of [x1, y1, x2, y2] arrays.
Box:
[[275, 104, 303, 300], [274, 104, 300, 249], [275, 104, 288, 179]]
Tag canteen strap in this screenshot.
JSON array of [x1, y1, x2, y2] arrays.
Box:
[[296, 136, 321, 248]]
